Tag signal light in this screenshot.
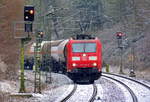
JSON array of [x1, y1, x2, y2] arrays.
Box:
[[29, 10, 34, 14], [116, 32, 124, 39], [118, 33, 122, 36], [24, 5, 34, 21], [38, 31, 44, 38]]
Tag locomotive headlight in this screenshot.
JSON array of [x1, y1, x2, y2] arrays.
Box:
[[93, 63, 97, 66], [89, 56, 97, 60], [72, 57, 80, 61], [72, 63, 76, 67], [83, 54, 86, 56]]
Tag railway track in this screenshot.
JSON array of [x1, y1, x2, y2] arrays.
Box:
[[60, 84, 97, 102], [102, 72, 150, 90], [102, 72, 150, 102], [89, 84, 97, 102], [102, 75, 138, 102], [61, 84, 77, 102]]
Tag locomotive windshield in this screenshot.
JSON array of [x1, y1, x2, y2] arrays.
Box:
[[72, 43, 96, 53]]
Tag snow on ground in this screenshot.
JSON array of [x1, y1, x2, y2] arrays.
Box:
[[1, 68, 150, 102], [95, 78, 126, 102], [54, 84, 75, 102], [103, 66, 150, 82], [0, 70, 72, 102], [101, 77, 133, 102], [32, 73, 73, 102], [94, 84, 103, 102], [105, 74, 150, 102], [0, 81, 17, 93], [30, 85, 69, 102], [66, 84, 93, 102]]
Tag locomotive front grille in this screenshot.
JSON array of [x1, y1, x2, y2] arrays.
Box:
[[70, 68, 99, 73]]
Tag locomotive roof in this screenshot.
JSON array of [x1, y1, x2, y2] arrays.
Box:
[[69, 38, 100, 43], [72, 34, 95, 40]]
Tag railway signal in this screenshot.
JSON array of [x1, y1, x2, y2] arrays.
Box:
[[116, 32, 125, 49], [34, 30, 44, 93], [116, 32, 125, 74], [24, 6, 34, 21], [116, 32, 124, 39], [24, 5, 34, 33], [37, 31, 44, 43], [38, 31, 44, 38]]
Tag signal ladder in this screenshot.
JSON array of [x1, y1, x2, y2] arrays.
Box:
[[45, 70, 51, 83], [45, 57, 52, 83], [34, 39, 42, 93]]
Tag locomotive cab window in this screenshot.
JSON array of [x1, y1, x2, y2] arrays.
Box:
[[72, 43, 84, 52], [72, 43, 96, 53]]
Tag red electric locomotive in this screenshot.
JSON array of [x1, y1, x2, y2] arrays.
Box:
[[66, 35, 102, 83], [30, 34, 102, 83]]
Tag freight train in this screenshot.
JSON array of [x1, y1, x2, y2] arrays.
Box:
[[28, 34, 102, 83]]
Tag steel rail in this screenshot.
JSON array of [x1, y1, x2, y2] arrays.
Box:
[[60, 84, 77, 102], [102, 75, 138, 102], [89, 84, 97, 102], [103, 72, 150, 90]]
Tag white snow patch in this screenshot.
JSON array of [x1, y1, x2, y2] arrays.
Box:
[[102, 77, 133, 102], [0, 60, 7, 73], [66, 84, 93, 102], [32, 93, 44, 98], [0, 81, 15, 93], [55, 84, 74, 102], [105, 74, 150, 102]]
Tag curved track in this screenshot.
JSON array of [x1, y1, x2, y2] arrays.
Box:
[[102, 72, 150, 102], [89, 84, 97, 102], [102, 75, 138, 102], [103, 72, 150, 90], [61, 84, 77, 102], [60, 84, 97, 102]]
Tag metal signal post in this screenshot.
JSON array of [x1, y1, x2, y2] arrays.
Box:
[[19, 37, 31, 93], [119, 45, 124, 74], [19, 38, 26, 93], [34, 31, 43, 93], [18, 5, 35, 93], [116, 32, 124, 74], [129, 44, 136, 77]]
